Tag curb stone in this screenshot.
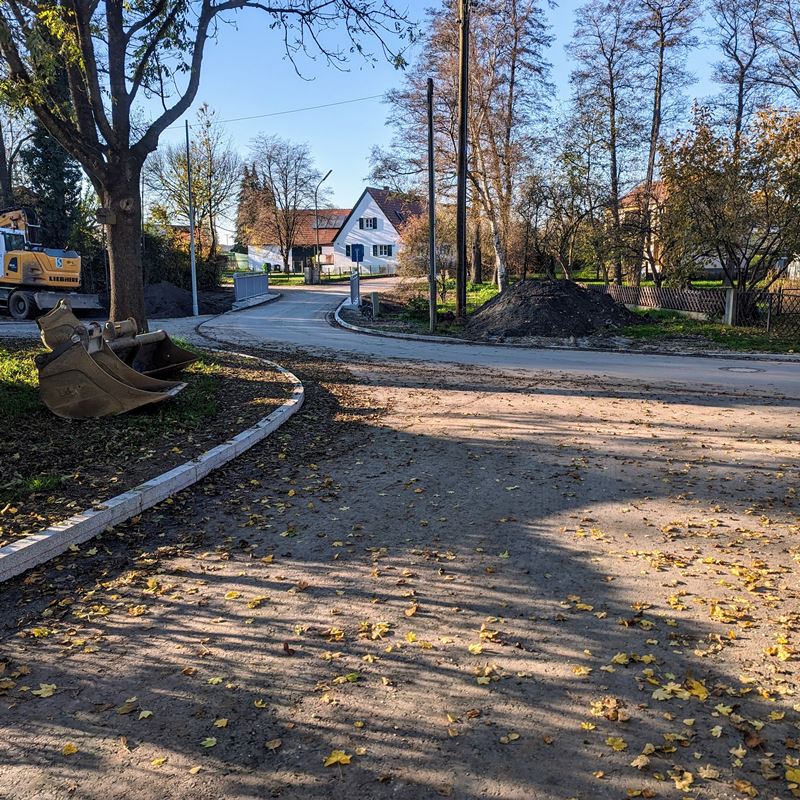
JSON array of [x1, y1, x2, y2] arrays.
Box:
[[332, 299, 800, 364], [0, 350, 303, 583]]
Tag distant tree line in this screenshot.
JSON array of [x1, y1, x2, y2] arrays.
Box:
[[375, 0, 800, 290]]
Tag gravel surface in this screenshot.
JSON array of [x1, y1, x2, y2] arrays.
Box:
[[0, 348, 798, 800]]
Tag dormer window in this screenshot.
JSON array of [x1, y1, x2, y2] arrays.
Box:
[[359, 217, 377, 230]]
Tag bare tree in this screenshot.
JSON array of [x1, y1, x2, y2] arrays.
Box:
[[569, 0, 641, 285], [0, 107, 32, 207], [710, 0, 770, 142], [250, 135, 322, 274], [0, 1, 415, 327], [634, 0, 698, 284], [372, 0, 552, 291], [145, 104, 241, 259], [763, 0, 800, 99]]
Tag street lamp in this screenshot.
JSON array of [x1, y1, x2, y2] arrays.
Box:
[[314, 169, 333, 282]]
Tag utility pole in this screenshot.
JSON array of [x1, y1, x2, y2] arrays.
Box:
[[314, 169, 332, 283], [185, 120, 199, 317], [455, 0, 470, 318], [427, 78, 437, 334]]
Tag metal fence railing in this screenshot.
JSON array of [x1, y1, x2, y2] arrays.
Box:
[[591, 285, 727, 317], [735, 288, 800, 337], [588, 283, 800, 338], [233, 272, 269, 302]]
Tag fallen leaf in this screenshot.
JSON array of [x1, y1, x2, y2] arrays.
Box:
[[324, 749, 352, 767]]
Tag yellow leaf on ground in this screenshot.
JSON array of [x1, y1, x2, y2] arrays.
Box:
[[200, 737, 217, 748], [32, 683, 57, 698], [62, 742, 78, 756], [213, 718, 228, 728], [151, 757, 167, 767], [264, 738, 282, 751], [606, 736, 628, 751], [323, 749, 352, 767]]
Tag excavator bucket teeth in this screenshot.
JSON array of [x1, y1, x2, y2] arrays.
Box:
[[115, 335, 198, 377], [36, 342, 186, 419]]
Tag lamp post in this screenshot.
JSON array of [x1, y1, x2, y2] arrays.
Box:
[[314, 169, 332, 282]]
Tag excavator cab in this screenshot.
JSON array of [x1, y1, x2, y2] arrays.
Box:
[[35, 300, 197, 419]]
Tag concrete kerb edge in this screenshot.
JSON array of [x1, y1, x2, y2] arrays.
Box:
[[331, 299, 800, 364], [0, 348, 304, 583]]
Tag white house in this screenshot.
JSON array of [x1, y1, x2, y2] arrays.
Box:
[[246, 188, 423, 275], [330, 188, 423, 275]]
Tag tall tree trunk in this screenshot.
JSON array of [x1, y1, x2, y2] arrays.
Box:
[[638, 32, 666, 288], [470, 218, 482, 284], [487, 213, 508, 291], [105, 162, 146, 330], [608, 82, 623, 286], [0, 125, 12, 207]]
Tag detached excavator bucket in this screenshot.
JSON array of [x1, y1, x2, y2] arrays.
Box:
[[35, 299, 188, 419], [36, 341, 185, 419], [103, 319, 197, 377]]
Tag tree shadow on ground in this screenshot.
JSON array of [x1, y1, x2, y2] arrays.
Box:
[[0, 353, 797, 800]]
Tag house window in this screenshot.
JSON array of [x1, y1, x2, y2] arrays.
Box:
[[359, 217, 378, 230], [372, 244, 393, 257]]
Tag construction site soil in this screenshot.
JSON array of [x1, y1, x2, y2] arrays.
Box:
[[144, 282, 233, 318], [464, 279, 639, 338], [0, 342, 291, 547]]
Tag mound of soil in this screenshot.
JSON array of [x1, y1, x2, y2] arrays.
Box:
[[144, 281, 232, 317], [465, 280, 638, 339]]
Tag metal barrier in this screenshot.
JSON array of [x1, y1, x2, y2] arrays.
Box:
[[234, 272, 269, 302]]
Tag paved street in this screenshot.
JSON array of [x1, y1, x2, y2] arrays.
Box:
[[202, 281, 800, 397]]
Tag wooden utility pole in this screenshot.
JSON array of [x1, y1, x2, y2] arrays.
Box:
[[427, 78, 437, 333], [455, 0, 470, 318]]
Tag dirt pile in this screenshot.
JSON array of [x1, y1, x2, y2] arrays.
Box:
[[465, 280, 638, 339], [144, 282, 232, 317]]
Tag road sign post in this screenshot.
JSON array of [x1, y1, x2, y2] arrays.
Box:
[[349, 244, 364, 306]]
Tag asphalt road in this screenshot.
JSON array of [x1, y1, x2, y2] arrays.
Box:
[[202, 281, 800, 397], [2, 280, 796, 396]]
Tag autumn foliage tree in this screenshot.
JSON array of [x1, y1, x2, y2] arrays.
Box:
[[660, 107, 800, 290]]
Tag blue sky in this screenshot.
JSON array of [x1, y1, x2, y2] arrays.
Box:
[[151, 0, 720, 242]]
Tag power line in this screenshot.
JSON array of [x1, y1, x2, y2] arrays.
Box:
[[164, 93, 384, 132]]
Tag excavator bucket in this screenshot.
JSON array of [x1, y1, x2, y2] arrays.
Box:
[[36, 342, 185, 419], [35, 300, 188, 419], [106, 325, 198, 377]]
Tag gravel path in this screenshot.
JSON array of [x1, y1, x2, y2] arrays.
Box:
[[0, 349, 798, 800]]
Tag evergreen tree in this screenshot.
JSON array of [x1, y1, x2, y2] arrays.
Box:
[[19, 68, 82, 249], [234, 163, 261, 250]]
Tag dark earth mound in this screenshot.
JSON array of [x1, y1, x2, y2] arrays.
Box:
[[144, 281, 232, 317], [465, 280, 639, 339]]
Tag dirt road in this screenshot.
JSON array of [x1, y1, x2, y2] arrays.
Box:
[[0, 351, 798, 800]]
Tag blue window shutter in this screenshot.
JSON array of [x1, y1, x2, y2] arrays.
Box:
[[372, 245, 378, 257], [388, 245, 393, 257], [373, 217, 378, 229], [346, 244, 351, 257], [358, 218, 364, 229]]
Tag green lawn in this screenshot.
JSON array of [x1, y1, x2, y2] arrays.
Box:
[[625, 309, 798, 353]]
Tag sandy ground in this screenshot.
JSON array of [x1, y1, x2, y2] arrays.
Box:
[[0, 353, 798, 800]]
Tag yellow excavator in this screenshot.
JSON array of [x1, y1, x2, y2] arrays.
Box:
[[0, 206, 100, 319]]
